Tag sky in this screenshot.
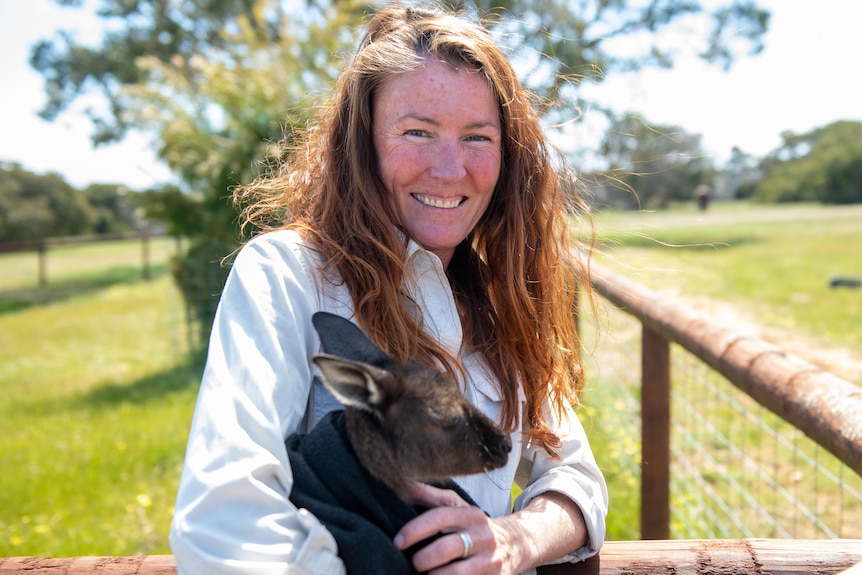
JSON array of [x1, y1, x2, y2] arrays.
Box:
[[1, 0, 861, 190]]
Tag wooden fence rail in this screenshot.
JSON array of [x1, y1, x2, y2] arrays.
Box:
[[0, 231, 160, 286], [3, 539, 861, 574], [589, 261, 862, 539]]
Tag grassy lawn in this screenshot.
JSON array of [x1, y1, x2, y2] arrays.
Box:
[[0, 239, 201, 557], [0, 237, 180, 314], [585, 202, 862, 381]]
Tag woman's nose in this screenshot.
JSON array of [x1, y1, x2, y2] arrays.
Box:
[[429, 139, 467, 182]]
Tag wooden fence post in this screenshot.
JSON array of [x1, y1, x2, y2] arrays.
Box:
[[641, 325, 670, 540], [591, 261, 862, 477], [141, 231, 151, 281], [37, 240, 47, 287]]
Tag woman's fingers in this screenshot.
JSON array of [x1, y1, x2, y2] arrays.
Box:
[[412, 530, 481, 574], [395, 504, 494, 572], [404, 482, 472, 509], [395, 503, 476, 549]]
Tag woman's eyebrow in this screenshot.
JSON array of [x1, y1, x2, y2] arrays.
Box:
[[465, 120, 501, 131], [397, 113, 500, 130], [397, 113, 438, 125]]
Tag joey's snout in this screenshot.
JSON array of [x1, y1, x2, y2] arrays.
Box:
[[500, 434, 513, 455], [482, 432, 512, 468]]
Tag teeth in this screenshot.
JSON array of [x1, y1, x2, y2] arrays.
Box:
[[413, 193, 463, 209]]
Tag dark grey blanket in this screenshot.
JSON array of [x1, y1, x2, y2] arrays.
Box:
[[285, 410, 477, 575]]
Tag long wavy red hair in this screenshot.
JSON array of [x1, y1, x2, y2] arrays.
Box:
[[235, 3, 593, 455]]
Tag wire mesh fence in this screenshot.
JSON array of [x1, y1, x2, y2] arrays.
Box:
[[581, 301, 862, 541]]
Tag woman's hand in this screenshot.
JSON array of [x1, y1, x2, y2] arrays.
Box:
[[394, 483, 523, 574], [394, 483, 589, 575]]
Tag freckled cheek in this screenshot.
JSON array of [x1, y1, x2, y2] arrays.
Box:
[[467, 150, 502, 188], [379, 146, 431, 189]]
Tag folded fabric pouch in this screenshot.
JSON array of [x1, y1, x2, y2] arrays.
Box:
[[286, 409, 480, 575]]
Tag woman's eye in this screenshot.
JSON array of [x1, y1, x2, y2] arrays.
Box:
[[404, 129, 426, 137]]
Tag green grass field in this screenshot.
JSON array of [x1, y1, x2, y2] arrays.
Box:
[[0, 238, 201, 557], [585, 202, 862, 381], [1, 204, 859, 555]]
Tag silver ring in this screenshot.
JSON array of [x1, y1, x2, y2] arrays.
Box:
[[457, 530, 473, 559]]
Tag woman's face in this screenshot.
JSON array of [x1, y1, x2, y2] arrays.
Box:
[[373, 59, 502, 268]]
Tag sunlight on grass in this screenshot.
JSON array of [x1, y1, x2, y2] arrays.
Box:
[[1, 237, 178, 291], [589, 202, 862, 380], [578, 297, 643, 540], [0, 247, 201, 557]]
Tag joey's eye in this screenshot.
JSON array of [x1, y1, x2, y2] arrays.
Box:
[[445, 416, 464, 430]]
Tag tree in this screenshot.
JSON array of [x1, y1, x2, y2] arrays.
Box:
[[753, 121, 862, 204], [30, 0, 770, 340], [32, 0, 770, 145], [84, 183, 142, 233], [32, 0, 370, 343], [0, 162, 95, 242], [723, 146, 760, 199], [592, 113, 713, 209], [463, 0, 769, 117]]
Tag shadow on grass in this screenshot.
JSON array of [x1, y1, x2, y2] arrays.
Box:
[[0, 264, 171, 315], [78, 351, 207, 410], [3, 351, 206, 422]]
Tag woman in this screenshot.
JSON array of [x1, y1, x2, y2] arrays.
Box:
[[170, 4, 607, 574]]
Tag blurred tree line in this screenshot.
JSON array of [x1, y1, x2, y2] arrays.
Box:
[[0, 161, 147, 243], [585, 116, 862, 209], [24, 0, 812, 337], [748, 120, 862, 204]]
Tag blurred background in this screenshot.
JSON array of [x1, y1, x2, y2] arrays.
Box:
[[1, 0, 860, 560]]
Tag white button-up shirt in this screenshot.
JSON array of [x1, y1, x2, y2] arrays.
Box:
[[170, 229, 607, 575]]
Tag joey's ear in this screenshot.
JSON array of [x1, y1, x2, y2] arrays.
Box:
[[313, 353, 398, 412], [312, 312, 390, 367]]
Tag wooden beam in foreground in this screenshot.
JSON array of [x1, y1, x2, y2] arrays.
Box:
[[2, 539, 860, 575]]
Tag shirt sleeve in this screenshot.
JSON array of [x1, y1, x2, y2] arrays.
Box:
[[170, 233, 346, 575], [513, 399, 608, 564]]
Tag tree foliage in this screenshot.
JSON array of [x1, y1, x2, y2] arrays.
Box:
[[85, 182, 143, 233], [593, 113, 713, 209], [0, 162, 94, 242], [723, 146, 761, 199], [32, 0, 770, 145], [0, 163, 145, 242], [29, 0, 769, 338], [32, 0, 372, 338], [30, 0, 772, 214], [461, 0, 769, 108], [753, 121, 862, 204]]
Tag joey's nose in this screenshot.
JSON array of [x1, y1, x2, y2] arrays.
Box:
[[485, 433, 512, 466]]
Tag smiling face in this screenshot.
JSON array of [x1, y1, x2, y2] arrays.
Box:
[[372, 59, 502, 268]]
